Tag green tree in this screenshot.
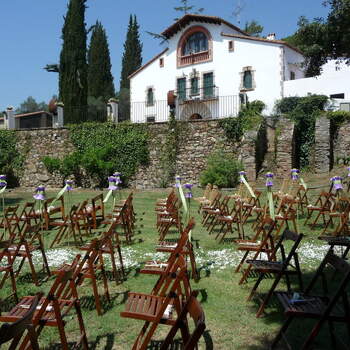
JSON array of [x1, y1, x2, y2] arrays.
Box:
[[244, 20, 263, 37], [59, 0, 88, 124], [16, 96, 48, 114], [119, 15, 143, 120], [283, 0, 350, 76], [174, 0, 204, 17], [87, 21, 115, 102]]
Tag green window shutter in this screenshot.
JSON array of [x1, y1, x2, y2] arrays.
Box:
[[203, 72, 213, 98], [177, 78, 186, 100], [191, 77, 199, 95], [243, 71, 252, 89]]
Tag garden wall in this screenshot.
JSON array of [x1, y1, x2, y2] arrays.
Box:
[[12, 118, 322, 189]]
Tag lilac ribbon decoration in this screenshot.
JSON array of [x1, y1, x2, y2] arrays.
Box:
[[0, 175, 7, 194], [175, 175, 182, 188], [65, 180, 74, 191], [184, 183, 193, 199], [291, 168, 300, 181], [331, 176, 343, 191], [347, 167, 350, 177], [108, 176, 118, 191], [265, 172, 274, 188], [265, 172, 275, 220], [113, 172, 122, 186], [33, 186, 46, 201]]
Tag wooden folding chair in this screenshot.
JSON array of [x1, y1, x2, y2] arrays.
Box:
[[85, 193, 105, 229], [321, 196, 350, 236], [121, 255, 191, 350], [141, 219, 195, 276], [0, 240, 19, 304], [56, 234, 114, 315], [18, 202, 37, 232], [159, 290, 206, 350], [272, 250, 350, 349], [193, 183, 212, 203], [235, 217, 277, 276], [0, 205, 20, 241], [42, 196, 65, 230], [0, 292, 41, 350], [319, 235, 350, 260], [304, 191, 334, 229], [203, 195, 231, 234], [5, 223, 51, 286], [246, 229, 304, 317], [274, 196, 299, 236], [0, 258, 88, 350]]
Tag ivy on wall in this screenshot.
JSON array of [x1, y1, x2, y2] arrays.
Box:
[[0, 130, 24, 186], [275, 95, 328, 169], [43, 122, 149, 186], [218, 100, 265, 142]]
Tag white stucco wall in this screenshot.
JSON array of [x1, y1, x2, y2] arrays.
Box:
[[284, 60, 350, 99], [130, 20, 305, 122]]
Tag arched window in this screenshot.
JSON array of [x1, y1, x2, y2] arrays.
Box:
[[240, 66, 256, 91], [177, 26, 212, 67], [182, 32, 208, 55]]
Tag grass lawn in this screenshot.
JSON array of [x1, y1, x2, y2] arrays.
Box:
[[0, 176, 348, 349]]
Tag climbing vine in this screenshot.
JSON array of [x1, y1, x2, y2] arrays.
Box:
[[0, 130, 24, 186], [43, 122, 149, 186], [219, 100, 265, 142], [275, 95, 328, 169]]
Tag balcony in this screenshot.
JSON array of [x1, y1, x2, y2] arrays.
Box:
[[176, 86, 219, 104], [178, 50, 211, 67]]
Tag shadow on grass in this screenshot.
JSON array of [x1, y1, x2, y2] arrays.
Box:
[[79, 290, 129, 314], [45, 333, 116, 350], [146, 330, 214, 350]]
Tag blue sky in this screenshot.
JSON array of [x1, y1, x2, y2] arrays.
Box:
[[0, 0, 329, 111]]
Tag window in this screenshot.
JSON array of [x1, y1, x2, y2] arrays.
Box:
[[146, 116, 155, 123], [203, 72, 214, 98], [177, 78, 186, 101], [228, 40, 234, 51], [146, 88, 154, 106], [183, 32, 208, 55], [190, 77, 199, 95], [240, 67, 255, 91], [243, 71, 252, 89], [290, 71, 295, 80], [159, 58, 164, 67], [177, 26, 212, 67]]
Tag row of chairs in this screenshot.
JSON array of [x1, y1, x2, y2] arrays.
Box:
[[120, 218, 206, 349]]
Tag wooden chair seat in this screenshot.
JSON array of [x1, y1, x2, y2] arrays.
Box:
[[275, 292, 345, 319], [140, 261, 168, 275], [121, 292, 176, 324], [246, 259, 285, 272]]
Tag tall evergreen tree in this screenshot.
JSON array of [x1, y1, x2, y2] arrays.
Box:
[[88, 21, 115, 102], [119, 15, 143, 120], [59, 0, 88, 124], [120, 15, 143, 90]]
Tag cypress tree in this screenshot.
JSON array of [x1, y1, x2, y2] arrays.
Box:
[[88, 21, 115, 101], [119, 15, 143, 120], [59, 0, 88, 124]]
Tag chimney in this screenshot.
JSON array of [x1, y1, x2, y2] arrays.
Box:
[[266, 33, 276, 40]]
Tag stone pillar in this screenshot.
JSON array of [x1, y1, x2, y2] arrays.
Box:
[[275, 117, 294, 178], [314, 115, 330, 173], [56, 102, 64, 127], [6, 106, 15, 129], [240, 129, 258, 181], [107, 98, 118, 123]]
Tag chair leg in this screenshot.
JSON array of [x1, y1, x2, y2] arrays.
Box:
[[235, 251, 249, 273], [247, 273, 264, 301], [271, 315, 294, 349]]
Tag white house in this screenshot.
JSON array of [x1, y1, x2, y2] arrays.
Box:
[[284, 59, 350, 111], [129, 14, 305, 123]]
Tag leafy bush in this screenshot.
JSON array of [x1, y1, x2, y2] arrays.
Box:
[[42, 156, 61, 174], [199, 152, 243, 188], [0, 130, 23, 186], [327, 110, 350, 127], [43, 122, 149, 186], [275, 94, 328, 168], [219, 100, 265, 142]]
